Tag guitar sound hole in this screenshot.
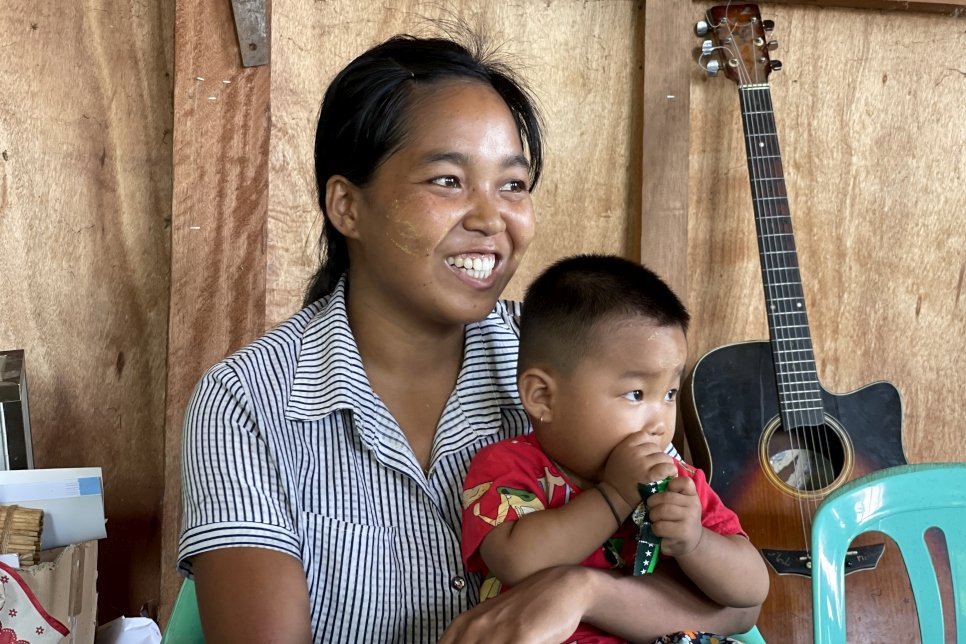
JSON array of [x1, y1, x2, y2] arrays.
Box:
[[764, 423, 847, 493]]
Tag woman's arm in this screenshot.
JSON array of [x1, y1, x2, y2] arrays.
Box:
[[440, 564, 760, 644], [478, 484, 622, 585], [192, 548, 312, 644]]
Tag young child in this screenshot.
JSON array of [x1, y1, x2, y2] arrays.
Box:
[[460, 254, 769, 642]]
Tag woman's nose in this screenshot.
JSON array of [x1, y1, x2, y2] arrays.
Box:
[[463, 191, 507, 235]]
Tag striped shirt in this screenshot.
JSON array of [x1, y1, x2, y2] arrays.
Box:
[[178, 276, 530, 642]]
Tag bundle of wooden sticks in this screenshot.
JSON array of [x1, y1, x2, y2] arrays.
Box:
[[0, 504, 43, 567]]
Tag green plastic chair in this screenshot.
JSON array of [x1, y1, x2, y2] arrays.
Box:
[[161, 578, 204, 643], [810, 463, 966, 643], [731, 625, 766, 643]]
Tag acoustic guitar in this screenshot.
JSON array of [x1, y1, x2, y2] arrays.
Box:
[[680, 5, 950, 641]]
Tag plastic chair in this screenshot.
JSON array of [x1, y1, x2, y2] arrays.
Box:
[[161, 578, 204, 643], [731, 625, 766, 643], [810, 462, 966, 643]]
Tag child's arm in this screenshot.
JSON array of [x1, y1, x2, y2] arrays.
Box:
[[478, 482, 626, 586], [648, 476, 770, 607]]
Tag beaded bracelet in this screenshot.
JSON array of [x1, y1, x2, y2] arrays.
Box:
[[595, 483, 623, 529]]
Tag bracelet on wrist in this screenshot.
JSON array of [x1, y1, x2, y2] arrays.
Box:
[[595, 483, 623, 529]]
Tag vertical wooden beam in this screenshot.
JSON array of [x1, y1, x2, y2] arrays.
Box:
[[162, 0, 270, 623], [639, 0, 693, 303]]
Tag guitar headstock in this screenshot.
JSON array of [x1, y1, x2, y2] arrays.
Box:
[[696, 4, 780, 86]]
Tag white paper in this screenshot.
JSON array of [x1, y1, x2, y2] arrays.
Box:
[[95, 616, 162, 644]]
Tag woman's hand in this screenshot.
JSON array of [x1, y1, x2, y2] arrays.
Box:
[[439, 567, 590, 644]]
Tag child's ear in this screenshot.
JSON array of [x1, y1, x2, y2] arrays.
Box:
[[519, 367, 556, 424], [325, 175, 362, 239]]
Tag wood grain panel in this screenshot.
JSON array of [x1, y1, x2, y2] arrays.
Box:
[[0, 0, 173, 623], [267, 0, 643, 323], [161, 0, 271, 622], [687, 6, 966, 468]]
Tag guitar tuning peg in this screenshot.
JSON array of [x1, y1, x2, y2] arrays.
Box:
[[701, 39, 714, 56], [706, 59, 721, 76], [769, 59, 783, 72], [763, 19, 776, 31], [694, 19, 710, 37], [768, 40, 779, 51]]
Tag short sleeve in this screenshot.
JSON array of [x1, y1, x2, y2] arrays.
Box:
[[687, 465, 748, 538], [460, 439, 554, 572], [177, 362, 301, 575]]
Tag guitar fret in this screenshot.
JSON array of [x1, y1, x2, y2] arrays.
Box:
[[781, 404, 825, 413], [753, 196, 788, 202]]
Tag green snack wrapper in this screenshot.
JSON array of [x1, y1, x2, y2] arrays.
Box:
[[632, 476, 672, 575]]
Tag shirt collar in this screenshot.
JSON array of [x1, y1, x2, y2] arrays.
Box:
[[285, 276, 522, 438]]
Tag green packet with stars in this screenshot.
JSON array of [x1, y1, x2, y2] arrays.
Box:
[[632, 476, 672, 575]]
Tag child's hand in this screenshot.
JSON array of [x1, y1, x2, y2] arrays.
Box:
[[602, 432, 677, 506], [647, 475, 703, 557]]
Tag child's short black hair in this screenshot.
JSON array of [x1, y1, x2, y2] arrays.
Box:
[[518, 254, 690, 375]]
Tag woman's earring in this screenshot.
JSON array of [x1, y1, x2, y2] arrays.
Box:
[[539, 414, 545, 423]]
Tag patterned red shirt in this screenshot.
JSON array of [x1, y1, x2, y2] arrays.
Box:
[[460, 433, 747, 643]]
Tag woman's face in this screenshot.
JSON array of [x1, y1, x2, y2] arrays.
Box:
[[344, 80, 536, 329]]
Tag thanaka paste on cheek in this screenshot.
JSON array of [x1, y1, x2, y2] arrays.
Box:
[[382, 196, 435, 257]]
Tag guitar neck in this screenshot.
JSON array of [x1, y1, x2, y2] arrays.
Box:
[[738, 84, 825, 428]]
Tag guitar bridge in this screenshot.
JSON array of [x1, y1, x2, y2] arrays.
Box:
[[761, 543, 885, 577]]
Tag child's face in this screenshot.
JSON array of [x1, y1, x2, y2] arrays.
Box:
[[538, 316, 687, 483]]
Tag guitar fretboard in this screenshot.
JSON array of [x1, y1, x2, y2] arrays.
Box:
[[739, 84, 824, 429]]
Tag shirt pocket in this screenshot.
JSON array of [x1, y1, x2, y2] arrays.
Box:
[[299, 512, 402, 642]]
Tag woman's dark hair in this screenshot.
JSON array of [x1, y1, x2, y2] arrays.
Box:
[[304, 33, 544, 304]]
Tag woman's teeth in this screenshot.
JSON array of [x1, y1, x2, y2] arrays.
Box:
[[446, 254, 496, 280]]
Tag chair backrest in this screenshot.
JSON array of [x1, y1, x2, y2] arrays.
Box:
[[810, 463, 966, 643], [161, 578, 205, 643]]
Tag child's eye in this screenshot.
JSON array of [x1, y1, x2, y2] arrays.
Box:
[[665, 388, 679, 402], [431, 176, 461, 188], [622, 390, 644, 402]]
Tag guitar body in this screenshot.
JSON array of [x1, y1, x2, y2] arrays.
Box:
[[683, 340, 921, 641]]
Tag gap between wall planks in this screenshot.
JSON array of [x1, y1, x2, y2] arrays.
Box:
[[161, 0, 271, 624], [161, 0, 959, 626]]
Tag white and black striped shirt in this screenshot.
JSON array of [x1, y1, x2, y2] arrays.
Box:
[[178, 277, 530, 642]]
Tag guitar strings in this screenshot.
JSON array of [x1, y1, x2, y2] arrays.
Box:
[[728, 12, 834, 555]]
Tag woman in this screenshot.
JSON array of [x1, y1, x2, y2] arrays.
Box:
[[178, 33, 760, 642]]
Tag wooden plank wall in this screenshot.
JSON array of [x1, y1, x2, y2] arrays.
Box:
[[0, 0, 173, 623], [161, 0, 271, 619]]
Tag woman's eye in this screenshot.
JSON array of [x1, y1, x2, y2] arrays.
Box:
[[622, 390, 644, 402], [665, 388, 679, 402], [500, 179, 529, 193], [431, 176, 461, 188]]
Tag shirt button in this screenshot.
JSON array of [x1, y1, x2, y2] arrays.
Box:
[[450, 575, 466, 591]]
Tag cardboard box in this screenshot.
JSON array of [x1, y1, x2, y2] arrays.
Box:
[[19, 540, 99, 644]]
